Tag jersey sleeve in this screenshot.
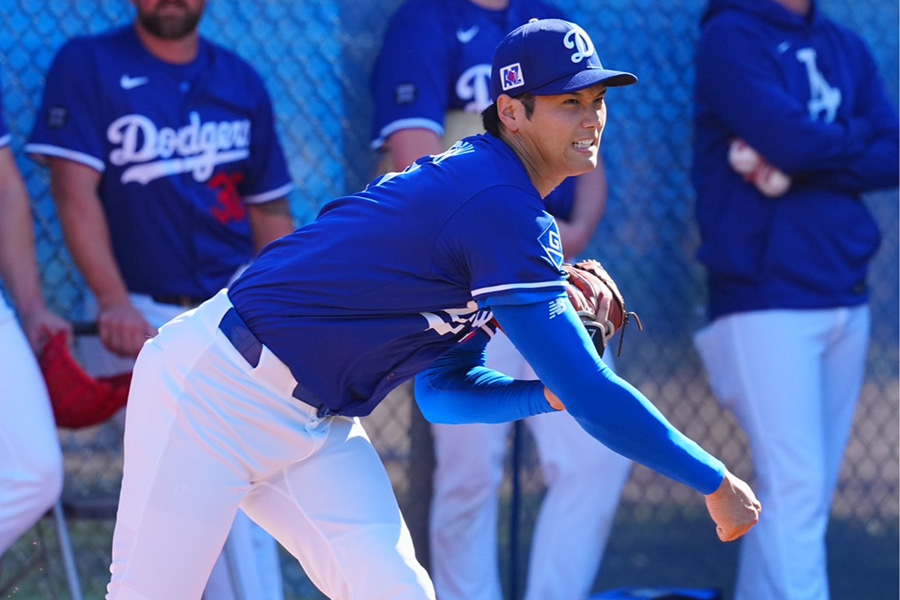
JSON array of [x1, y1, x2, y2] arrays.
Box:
[[492, 298, 726, 494], [436, 184, 567, 306], [237, 68, 293, 204], [26, 39, 107, 172], [370, 1, 454, 149]]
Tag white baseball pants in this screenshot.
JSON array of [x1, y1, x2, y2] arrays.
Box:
[[0, 310, 64, 555], [78, 291, 284, 600], [430, 331, 631, 600], [694, 306, 869, 600], [107, 290, 434, 600]]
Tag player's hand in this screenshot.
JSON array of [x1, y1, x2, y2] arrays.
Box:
[[97, 303, 157, 358], [18, 305, 72, 354], [705, 469, 762, 542]]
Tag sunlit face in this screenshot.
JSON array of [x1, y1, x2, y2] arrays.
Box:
[[516, 83, 608, 181], [132, 0, 205, 40]]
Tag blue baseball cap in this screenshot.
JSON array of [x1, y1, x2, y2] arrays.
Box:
[[490, 18, 637, 101]]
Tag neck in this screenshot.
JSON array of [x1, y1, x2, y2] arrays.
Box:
[[500, 131, 561, 198], [774, 0, 811, 16], [468, 0, 509, 10], [133, 23, 199, 64]]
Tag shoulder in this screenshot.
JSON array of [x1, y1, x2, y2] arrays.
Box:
[[530, 0, 567, 19], [389, 0, 447, 26], [59, 25, 132, 55], [202, 38, 268, 88]]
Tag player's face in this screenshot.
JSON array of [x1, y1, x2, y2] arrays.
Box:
[[520, 84, 608, 180], [133, 0, 205, 40]]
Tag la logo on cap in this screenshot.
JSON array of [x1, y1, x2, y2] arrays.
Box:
[[500, 62, 524, 92]]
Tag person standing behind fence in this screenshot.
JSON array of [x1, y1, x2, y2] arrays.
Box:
[[371, 3, 632, 599], [0, 79, 70, 558], [26, 1, 296, 598], [691, 0, 899, 598]]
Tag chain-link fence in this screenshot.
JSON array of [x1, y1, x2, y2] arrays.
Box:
[[0, 1, 896, 599]]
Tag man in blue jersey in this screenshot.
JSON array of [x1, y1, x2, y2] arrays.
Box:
[[372, 3, 629, 599], [691, 1, 899, 599], [0, 79, 70, 561], [106, 18, 761, 600], [27, 1, 295, 598]]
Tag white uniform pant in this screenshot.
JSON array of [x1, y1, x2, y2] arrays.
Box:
[[107, 291, 434, 600], [430, 331, 631, 600], [0, 310, 64, 555], [694, 307, 869, 600], [79, 292, 284, 600]]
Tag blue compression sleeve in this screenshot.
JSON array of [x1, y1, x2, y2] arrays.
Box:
[[491, 297, 725, 495], [415, 334, 553, 424]]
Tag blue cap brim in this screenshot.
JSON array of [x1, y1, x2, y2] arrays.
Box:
[[531, 67, 638, 96]]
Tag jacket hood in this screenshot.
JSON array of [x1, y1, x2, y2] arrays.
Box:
[[701, 0, 821, 29]]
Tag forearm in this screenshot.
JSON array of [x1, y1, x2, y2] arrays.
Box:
[[0, 152, 45, 313], [415, 336, 553, 424], [492, 298, 725, 494], [49, 163, 129, 307], [247, 198, 295, 253]]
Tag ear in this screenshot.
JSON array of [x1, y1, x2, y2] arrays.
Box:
[[497, 95, 523, 132]]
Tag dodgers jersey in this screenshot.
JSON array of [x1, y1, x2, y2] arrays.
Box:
[[230, 134, 566, 417], [370, 0, 565, 150], [27, 26, 293, 300]]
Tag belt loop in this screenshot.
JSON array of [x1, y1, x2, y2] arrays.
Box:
[[219, 307, 262, 368]]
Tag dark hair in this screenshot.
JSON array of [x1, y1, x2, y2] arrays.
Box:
[[481, 93, 536, 137]]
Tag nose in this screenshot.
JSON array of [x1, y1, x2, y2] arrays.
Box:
[[583, 105, 603, 128]]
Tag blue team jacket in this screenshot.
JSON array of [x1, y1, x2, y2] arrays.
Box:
[[691, 0, 899, 320]]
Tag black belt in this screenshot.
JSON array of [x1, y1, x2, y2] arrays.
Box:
[[152, 294, 208, 308], [218, 307, 333, 417]]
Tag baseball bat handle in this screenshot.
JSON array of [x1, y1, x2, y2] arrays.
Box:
[[72, 321, 100, 336]]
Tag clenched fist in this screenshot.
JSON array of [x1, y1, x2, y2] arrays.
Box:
[[705, 469, 762, 542]]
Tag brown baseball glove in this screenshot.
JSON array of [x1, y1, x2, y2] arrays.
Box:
[[562, 259, 642, 357], [38, 331, 132, 429]]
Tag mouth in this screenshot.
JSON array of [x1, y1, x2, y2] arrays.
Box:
[[572, 139, 596, 153]]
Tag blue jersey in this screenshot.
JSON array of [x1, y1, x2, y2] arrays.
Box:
[[692, 0, 899, 319], [27, 26, 293, 299], [230, 134, 566, 417], [371, 0, 565, 149]]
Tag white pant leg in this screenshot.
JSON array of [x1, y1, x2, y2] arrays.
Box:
[[241, 417, 434, 600], [516, 348, 630, 600], [430, 332, 629, 600], [429, 330, 527, 600], [107, 292, 433, 600], [695, 308, 868, 600], [0, 314, 64, 555], [430, 421, 511, 600], [524, 405, 631, 600], [78, 292, 283, 600]]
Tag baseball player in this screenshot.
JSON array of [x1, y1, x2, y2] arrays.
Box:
[[371, 2, 631, 598], [105, 19, 761, 600], [691, 1, 899, 599], [0, 81, 69, 557], [26, 1, 295, 598]]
